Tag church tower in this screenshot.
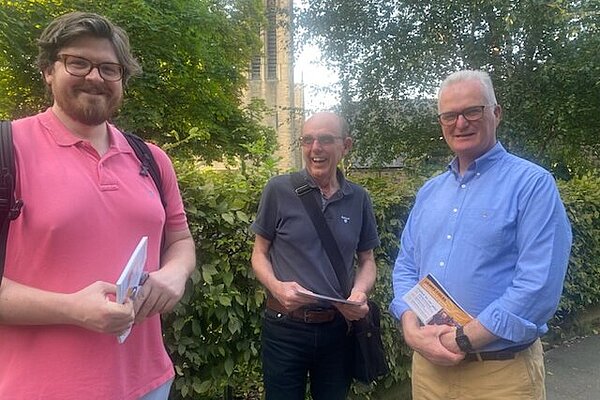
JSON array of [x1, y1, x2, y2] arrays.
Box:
[[244, 0, 304, 170]]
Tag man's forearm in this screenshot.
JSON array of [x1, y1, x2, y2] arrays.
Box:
[[352, 250, 376, 295], [159, 231, 196, 281], [0, 278, 74, 325]]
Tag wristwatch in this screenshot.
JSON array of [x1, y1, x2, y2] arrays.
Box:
[[455, 325, 474, 353]]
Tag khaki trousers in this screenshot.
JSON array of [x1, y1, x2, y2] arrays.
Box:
[[412, 339, 545, 400]]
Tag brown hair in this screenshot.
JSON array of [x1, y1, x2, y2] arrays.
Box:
[[36, 11, 141, 84]]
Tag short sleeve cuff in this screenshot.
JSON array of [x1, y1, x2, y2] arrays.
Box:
[[250, 222, 274, 241]]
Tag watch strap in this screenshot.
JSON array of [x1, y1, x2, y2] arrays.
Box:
[[455, 325, 474, 353]]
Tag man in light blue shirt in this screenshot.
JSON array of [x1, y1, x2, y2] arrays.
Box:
[[390, 70, 572, 400]]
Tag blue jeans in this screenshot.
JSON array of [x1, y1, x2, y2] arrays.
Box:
[[139, 379, 173, 400], [261, 308, 353, 400]]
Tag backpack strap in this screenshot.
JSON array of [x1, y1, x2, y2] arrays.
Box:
[[122, 132, 167, 209], [0, 120, 23, 284]]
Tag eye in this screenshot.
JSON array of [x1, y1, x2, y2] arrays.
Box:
[[100, 64, 123, 77], [300, 136, 315, 145], [68, 58, 90, 69], [463, 107, 482, 118], [440, 113, 457, 122], [319, 135, 335, 144]]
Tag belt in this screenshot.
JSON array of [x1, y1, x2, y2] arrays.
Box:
[[266, 296, 338, 324], [463, 341, 535, 362]]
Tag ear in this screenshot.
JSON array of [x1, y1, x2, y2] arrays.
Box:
[[343, 137, 353, 155], [42, 65, 55, 86], [494, 104, 503, 127]]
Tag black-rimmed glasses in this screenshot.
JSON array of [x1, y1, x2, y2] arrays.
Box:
[[298, 134, 344, 146], [57, 54, 124, 82], [438, 105, 494, 126]]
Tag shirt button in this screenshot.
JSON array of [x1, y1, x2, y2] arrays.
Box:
[[461, 184, 466, 189], [476, 172, 481, 176], [453, 208, 458, 213], [447, 234, 452, 240], [439, 261, 445, 267]]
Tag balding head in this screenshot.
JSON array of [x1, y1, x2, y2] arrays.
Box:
[[303, 112, 350, 138]]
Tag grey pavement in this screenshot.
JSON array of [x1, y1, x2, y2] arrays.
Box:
[[545, 334, 600, 400]]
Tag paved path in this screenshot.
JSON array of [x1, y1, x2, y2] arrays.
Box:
[[545, 334, 600, 400]]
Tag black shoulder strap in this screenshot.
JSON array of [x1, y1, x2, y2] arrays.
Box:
[[0, 127, 167, 283], [0, 120, 23, 284], [290, 172, 351, 297], [123, 132, 167, 209]]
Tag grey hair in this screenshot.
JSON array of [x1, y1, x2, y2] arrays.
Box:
[[437, 70, 498, 111], [338, 115, 350, 138], [36, 11, 141, 84]]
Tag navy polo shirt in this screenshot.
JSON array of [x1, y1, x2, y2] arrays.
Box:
[[251, 169, 380, 299]]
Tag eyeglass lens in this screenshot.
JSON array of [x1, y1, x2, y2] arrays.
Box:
[[60, 54, 124, 81], [439, 106, 486, 125], [299, 135, 342, 146]]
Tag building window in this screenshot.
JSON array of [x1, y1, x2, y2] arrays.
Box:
[[266, 0, 277, 80], [250, 55, 261, 80]]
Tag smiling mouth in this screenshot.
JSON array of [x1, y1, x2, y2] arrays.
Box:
[[454, 132, 475, 138], [311, 157, 327, 163], [80, 90, 106, 96]]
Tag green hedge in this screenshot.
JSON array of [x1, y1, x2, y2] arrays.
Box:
[[165, 164, 600, 399], [164, 158, 274, 399], [554, 173, 600, 326]]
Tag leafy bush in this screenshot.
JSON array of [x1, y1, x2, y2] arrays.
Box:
[[164, 151, 277, 399], [348, 171, 424, 395], [166, 164, 600, 399], [553, 172, 600, 328]]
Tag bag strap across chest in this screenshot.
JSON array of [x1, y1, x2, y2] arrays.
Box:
[[290, 172, 350, 297]]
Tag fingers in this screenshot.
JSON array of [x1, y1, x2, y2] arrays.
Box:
[[133, 278, 179, 323], [109, 299, 135, 335], [275, 282, 318, 310], [336, 302, 369, 321], [411, 325, 466, 366]]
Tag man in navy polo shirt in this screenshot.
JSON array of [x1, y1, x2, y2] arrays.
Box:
[[251, 112, 380, 400]]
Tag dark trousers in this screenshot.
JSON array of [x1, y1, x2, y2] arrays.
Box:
[[261, 308, 353, 400]]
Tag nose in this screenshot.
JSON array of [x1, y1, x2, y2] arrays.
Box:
[[85, 66, 104, 81], [309, 139, 323, 151], [455, 114, 469, 128]]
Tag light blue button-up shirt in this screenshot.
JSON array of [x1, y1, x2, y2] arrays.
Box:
[[390, 142, 572, 351]]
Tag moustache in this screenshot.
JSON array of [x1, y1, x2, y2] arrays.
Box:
[[76, 84, 109, 95]]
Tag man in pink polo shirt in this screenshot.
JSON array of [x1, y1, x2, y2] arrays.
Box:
[[0, 12, 196, 399]]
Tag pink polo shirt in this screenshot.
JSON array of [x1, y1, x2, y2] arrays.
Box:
[[0, 109, 189, 399]]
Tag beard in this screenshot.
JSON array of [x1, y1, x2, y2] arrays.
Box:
[[52, 82, 122, 126]]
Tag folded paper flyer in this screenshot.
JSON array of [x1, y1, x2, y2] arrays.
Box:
[[402, 274, 473, 327], [115, 236, 148, 343]]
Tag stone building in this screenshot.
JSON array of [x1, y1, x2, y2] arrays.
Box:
[[244, 0, 304, 171]]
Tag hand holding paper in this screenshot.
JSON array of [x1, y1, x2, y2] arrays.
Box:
[[297, 290, 363, 306]]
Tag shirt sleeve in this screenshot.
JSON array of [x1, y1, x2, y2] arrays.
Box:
[[477, 172, 572, 343], [389, 205, 420, 320], [148, 143, 189, 232], [250, 177, 279, 241], [357, 191, 381, 252]]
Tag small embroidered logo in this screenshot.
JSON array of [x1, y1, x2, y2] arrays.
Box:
[[341, 215, 350, 224]]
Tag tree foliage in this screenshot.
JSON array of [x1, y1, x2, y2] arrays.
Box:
[[0, 0, 276, 162], [299, 1, 600, 174]]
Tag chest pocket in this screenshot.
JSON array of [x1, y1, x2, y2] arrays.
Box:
[[460, 208, 505, 251]]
